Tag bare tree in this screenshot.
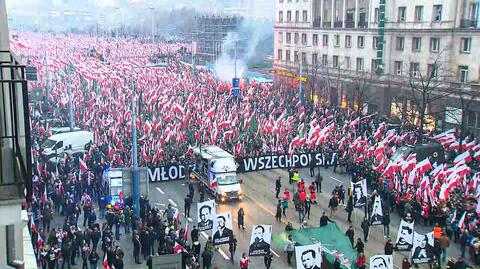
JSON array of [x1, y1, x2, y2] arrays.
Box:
[[446, 84, 480, 153], [349, 72, 372, 113], [392, 50, 454, 142]]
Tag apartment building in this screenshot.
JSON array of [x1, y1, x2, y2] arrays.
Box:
[[1, 0, 34, 268], [274, 0, 480, 133]]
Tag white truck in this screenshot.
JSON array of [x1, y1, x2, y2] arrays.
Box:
[[192, 146, 242, 202]]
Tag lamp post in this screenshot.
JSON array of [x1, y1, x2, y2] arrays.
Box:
[[130, 63, 167, 217], [150, 7, 155, 44], [285, 44, 312, 103]]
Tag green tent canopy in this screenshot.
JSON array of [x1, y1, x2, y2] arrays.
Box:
[[272, 223, 358, 269]]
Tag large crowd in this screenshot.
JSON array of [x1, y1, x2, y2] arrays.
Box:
[[9, 31, 480, 269]]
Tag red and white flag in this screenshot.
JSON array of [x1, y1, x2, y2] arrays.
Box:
[[454, 151, 472, 164], [79, 157, 88, 172], [184, 222, 189, 242], [103, 254, 110, 269]]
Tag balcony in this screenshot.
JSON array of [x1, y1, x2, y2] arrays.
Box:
[[0, 50, 32, 202], [460, 19, 478, 28], [334, 21, 343, 28], [345, 20, 354, 28], [323, 21, 331, 28]]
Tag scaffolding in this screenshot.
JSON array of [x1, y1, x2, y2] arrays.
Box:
[[194, 15, 243, 64]]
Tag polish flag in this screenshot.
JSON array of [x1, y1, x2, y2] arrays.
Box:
[[402, 154, 417, 173], [79, 157, 88, 172], [475, 150, 480, 160], [458, 211, 467, 230], [173, 242, 186, 254], [41, 185, 47, 203], [37, 234, 43, 249], [454, 151, 472, 164], [415, 158, 432, 175], [103, 254, 110, 269], [206, 107, 215, 118], [184, 222, 189, 242], [30, 215, 38, 233], [349, 117, 360, 127]]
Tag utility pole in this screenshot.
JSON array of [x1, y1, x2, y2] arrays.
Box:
[[150, 7, 155, 44], [131, 76, 139, 217], [67, 65, 74, 131], [299, 54, 303, 103]]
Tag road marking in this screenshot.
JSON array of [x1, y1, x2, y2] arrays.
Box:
[[181, 183, 185, 186], [218, 248, 230, 260], [270, 249, 280, 257], [201, 232, 208, 239], [188, 217, 193, 222], [168, 199, 177, 207], [330, 176, 343, 183], [154, 203, 165, 207], [156, 187, 165, 194]]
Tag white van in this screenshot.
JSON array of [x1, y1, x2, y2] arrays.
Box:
[[50, 127, 81, 135], [42, 131, 94, 158]]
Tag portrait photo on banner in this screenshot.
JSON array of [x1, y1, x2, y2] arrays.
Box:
[[212, 211, 233, 245], [295, 243, 322, 269], [370, 195, 383, 226], [197, 200, 216, 232], [369, 255, 393, 269], [395, 219, 414, 251], [411, 232, 434, 265], [352, 179, 367, 208], [248, 225, 272, 256]]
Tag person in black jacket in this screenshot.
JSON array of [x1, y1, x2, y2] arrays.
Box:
[[361, 218, 370, 242], [383, 212, 391, 238], [346, 196, 354, 223], [275, 177, 281, 198], [320, 212, 335, 227], [191, 225, 199, 243], [345, 226, 355, 247], [88, 250, 99, 269], [184, 195, 192, 218], [384, 239, 394, 255], [355, 238, 364, 254], [132, 233, 141, 264]]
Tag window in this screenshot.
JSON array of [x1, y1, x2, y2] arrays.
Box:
[[333, 55, 339, 68], [412, 37, 422, 52], [303, 10, 308, 22], [398, 7, 406, 22], [322, 54, 328, 66], [302, 33, 307, 45], [277, 49, 283, 60], [357, 36, 365, 48], [415, 6, 423, 22], [286, 32, 291, 43], [279, 11, 284, 22], [372, 59, 379, 72], [374, 8, 379, 23], [428, 64, 438, 79], [286, 50, 291, 62], [280, 0, 284, 3], [295, 10, 300, 22], [345, 35, 351, 48], [461, 38, 472, 53], [294, 33, 299, 44], [313, 34, 318, 46], [410, 62, 420, 77], [345, 56, 351, 69], [294, 51, 299, 63], [459, 66, 469, 82], [430, 38, 440, 52], [433, 5, 442, 22], [394, 61, 403, 75], [278, 32, 283, 43], [312, 53, 318, 65], [323, 34, 329, 46], [356, 57, 364, 71], [373, 37, 379, 49], [396, 37, 404, 50], [302, 52, 307, 64], [287, 11, 292, 22], [333, 34, 340, 47]]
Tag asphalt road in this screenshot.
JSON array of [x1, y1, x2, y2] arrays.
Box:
[[48, 166, 464, 269]]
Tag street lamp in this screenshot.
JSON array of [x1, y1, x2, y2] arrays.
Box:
[[130, 63, 167, 217], [285, 44, 312, 103], [149, 7, 155, 44]]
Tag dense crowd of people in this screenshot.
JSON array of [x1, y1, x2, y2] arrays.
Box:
[[9, 31, 480, 269]]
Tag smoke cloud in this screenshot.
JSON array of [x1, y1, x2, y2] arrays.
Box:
[[213, 18, 273, 81]]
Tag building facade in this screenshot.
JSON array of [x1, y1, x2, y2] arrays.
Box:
[[1, 0, 34, 268], [274, 0, 480, 134]]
